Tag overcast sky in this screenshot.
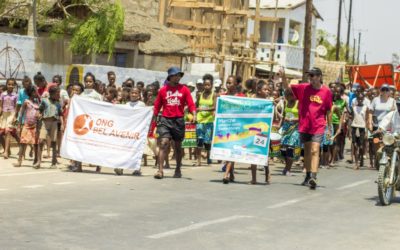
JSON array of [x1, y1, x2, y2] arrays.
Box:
[[313, 0, 399, 64]]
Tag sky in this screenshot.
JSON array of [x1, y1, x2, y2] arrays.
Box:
[[313, 0, 399, 64]]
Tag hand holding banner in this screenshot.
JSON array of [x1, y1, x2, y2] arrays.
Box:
[[61, 96, 153, 170], [210, 96, 274, 166]]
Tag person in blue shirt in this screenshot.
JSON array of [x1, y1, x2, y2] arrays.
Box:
[[15, 76, 33, 124]]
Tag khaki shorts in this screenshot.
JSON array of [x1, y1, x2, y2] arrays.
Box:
[[39, 119, 58, 142]]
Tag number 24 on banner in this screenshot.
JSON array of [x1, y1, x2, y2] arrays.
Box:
[[254, 134, 267, 147]]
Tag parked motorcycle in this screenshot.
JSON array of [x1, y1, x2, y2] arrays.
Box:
[[377, 132, 400, 205]]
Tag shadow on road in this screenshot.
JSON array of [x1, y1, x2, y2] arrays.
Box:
[[365, 196, 400, 206]]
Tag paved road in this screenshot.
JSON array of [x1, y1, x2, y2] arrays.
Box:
[[0, 151, 399, 250]]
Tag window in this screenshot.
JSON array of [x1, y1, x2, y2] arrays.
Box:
[[277, 28, 284, 43], [115, 53, 127, 67]]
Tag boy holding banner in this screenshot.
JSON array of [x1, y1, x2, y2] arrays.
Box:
[[153, 67, 196, 179]]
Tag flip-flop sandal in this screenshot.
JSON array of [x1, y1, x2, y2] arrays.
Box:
[[154, 170, 164, 179]]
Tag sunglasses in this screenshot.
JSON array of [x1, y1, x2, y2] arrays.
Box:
[[381, 88, 389, 92]]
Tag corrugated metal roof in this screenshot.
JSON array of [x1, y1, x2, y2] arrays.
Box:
[[249, 0, 323, 20], [250, 0, 305, 9]]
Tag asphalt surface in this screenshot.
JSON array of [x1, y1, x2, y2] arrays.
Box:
[[0, 149, 399, 250]]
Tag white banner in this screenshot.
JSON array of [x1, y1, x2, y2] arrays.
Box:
[[61, 96, 153, 170]]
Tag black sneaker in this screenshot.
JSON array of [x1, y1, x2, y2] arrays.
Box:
[[301, 176, 311, 186], [308, 178, 317, 190]]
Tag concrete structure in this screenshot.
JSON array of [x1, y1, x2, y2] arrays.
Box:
[[248, 0, 323, 73]]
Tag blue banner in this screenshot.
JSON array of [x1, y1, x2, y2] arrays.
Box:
[[211, 96, 274, 165]]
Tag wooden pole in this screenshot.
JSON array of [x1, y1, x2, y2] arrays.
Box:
[[269, 0, 279, 81], [27, 0, 38, 37], [335, 0, 343, 61], [345, 0, 353, 61], [302, 0, 313, 82], [252, 0, 261, 78], [158, 0, 166, 24]]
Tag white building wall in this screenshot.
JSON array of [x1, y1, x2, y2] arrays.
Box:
[[0, 33, 202, 86]]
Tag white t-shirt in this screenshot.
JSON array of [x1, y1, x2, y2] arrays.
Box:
[[351, 98, 370, 108], [369, 97, 396, 126], [60, 89, 69, 107], [126, 101, 145, 109], [351, 104, 367, 128], [81, 89, 103, 101]]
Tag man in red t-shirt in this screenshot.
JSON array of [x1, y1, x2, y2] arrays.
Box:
[[282, 67, 332, 189], [153, 67, 196, 179]]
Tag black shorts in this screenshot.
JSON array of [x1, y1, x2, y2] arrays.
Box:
[[281, 147, 295, 158], [157, 117, 185, 141], [351, 127, 366, 146], [300, 133, 323, 144], [197, 139, 211, 150]]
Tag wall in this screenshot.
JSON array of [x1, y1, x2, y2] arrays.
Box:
[[0, 33, 201, 86], [314, 57, 347, 84]]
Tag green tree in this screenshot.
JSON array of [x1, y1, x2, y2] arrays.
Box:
[[67, 1, 125, 58], [0, 0, 125, 58], [317, 29, 353, 63]]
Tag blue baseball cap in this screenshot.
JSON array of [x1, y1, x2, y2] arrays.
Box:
[[167, 67, 184, 77]]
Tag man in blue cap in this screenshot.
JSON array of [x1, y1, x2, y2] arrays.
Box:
[[153, 67, 196, 179]]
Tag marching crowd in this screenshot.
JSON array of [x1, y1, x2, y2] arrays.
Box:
[[0, 66, 398, 189]]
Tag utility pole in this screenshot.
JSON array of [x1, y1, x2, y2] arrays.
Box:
[[302, 0, 313, 82], [352, 38, 356, 64], [335, 0, 343, 61], [345, 0, 353, 61], [357, 32, 361, 64]]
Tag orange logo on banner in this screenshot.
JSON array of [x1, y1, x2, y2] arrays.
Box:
[[73, 114, 94, 136]]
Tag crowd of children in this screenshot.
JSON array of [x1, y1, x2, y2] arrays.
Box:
[[0, 68, 397, 185]]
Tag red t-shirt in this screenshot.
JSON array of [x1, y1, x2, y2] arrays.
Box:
[[153, 83, 196, 118], [37, 83, 57, 97], [291, 83, 332, 135]]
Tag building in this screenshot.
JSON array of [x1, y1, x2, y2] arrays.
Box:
[[248, 0, 323, 77], [0, 0, 196, 84]]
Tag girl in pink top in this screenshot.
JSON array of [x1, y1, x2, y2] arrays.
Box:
[[0, 78, 18, 159], [15, 85, 40, 167]]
